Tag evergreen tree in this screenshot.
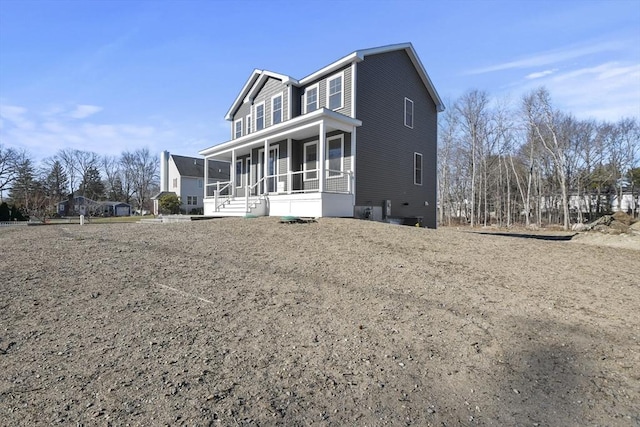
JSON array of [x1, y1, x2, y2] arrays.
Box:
[[81, 166, 105, 200], [44, 160, 69, 202]]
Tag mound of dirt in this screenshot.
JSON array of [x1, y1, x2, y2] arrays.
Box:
[[574, 213, 636, 235]]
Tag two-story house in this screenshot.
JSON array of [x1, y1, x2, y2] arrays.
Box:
[[154, 151, 229, 215], [199, 42, 444, 227]]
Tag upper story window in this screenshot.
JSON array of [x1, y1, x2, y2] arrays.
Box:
[[305, 84, 318, 113], [327, 73, 343, 110], [414, 152, 423, 186], [404, 98, 414, 128], [272, 94, 282, 125], [172, 178, 178, 189], [234, 119, 243, 138], [255, 102, 265, 131], [246, 114, 252, 134]]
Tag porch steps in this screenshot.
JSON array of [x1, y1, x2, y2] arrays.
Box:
[[209, 196, 266, 217]]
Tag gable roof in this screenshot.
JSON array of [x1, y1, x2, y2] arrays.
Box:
[[171, 154, 229, 180], [225, 69, 296, 121], [225, 42, 444, 121]]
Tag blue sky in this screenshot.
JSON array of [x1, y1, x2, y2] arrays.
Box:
[[1, 0, 639, 162]]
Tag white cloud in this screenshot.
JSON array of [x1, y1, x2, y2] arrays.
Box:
[[515, 62, 640, 121], [69, 104, 103, 119], [0, 104, 34, 130], [525, 69, 557, 79], [467, 40, 624, 75], [0, 103, 170, 160]]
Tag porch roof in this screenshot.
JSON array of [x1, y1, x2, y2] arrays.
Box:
[[199, 108, 362, 161]]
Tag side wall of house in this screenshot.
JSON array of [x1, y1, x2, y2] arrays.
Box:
[[168, 158, 182, 196], [355, 50, 438, 228], [180, 176, 203, 212]]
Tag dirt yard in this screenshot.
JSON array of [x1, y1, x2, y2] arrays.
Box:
[[1, 218, 639, 426]]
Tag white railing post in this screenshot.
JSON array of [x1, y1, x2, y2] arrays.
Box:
[[214, 191, 219, 212], [245, 186, 249, 213]]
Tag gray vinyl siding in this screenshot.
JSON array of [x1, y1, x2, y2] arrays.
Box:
[[300, 65, 352, 117], [290, 86, 302, 118], [253, 78, 289, 129], [233, 102, 251, 127], [355, 50, 438, 228]]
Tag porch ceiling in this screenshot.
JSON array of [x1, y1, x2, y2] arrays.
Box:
[[199, 108, 362, 161]]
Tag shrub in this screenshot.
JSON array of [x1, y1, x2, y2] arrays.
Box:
[[158, 193, 181, 214]]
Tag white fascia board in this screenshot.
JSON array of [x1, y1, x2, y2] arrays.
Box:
[[199, 108, 362, 158], [298, 52, 361, 86], [225, 69, 262, 121]]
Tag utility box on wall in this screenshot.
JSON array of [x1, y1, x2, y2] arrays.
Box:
[[383, 199, 391, 219]]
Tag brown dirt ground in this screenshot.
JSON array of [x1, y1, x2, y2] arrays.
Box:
[[1, 218, 639, 426]]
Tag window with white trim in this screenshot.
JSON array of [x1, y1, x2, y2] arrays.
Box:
[[327, 73, 343, 110], [186, 195, 198, 205], [172, 178, 178, 189], [404, 97, 414, 128], [414, 152, 423, 186], [255, 102, 265, 131], [272, 94, 282, 125], [246, 114, 251, 134], [305, 84, 318, 113], [326, 135, 343, 177], [234, 119, 242, 138], [303, 142, 318, 180]]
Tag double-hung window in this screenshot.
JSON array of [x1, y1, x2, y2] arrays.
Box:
[[234, 119, 242, 139], [246, 114, 252, 134], [414, 152, 423, 186], [303, 142, 318, 181], [272, 94, 282, 125], [327, 73, 343, 110], [327, 135, 343, 177], [255, 102, 265, 131], [305, 84, 318, 113], [404, 97, 414, 128]]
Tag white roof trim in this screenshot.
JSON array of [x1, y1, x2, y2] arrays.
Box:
[[225, 70, 296, 121]]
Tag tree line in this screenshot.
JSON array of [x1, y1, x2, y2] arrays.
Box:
[[438, 86, 639, 230], [0, 146, 159, 220]]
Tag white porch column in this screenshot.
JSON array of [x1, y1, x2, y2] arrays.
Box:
[[287, 138, 292, 194], [351, 126, 356, 199], [263, 139, 269, 194], [318, 121, 326, 192], [204, 156, 208, 199], [231, 149, 236, 197]]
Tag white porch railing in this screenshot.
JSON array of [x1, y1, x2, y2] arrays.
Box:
[[260, 169, 352, 194], [204, 170, 353, 213], [205, 181, 232, 211]]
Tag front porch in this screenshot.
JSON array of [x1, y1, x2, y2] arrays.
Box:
[[199, 108, 362, 218]]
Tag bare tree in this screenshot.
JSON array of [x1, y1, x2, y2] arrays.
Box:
[[456, 90, 490, 227], [121, 148, 159, 214], [0, 145, 21, 199], [523, 88, 571, 230]]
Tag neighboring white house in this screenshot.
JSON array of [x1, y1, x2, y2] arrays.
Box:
[[153, 151, 229, 215]]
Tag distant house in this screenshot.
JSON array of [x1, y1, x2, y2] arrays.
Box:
[[198, 42, 444, 227], [57, 196, 131, 217], [153, 151, 229, 215]]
